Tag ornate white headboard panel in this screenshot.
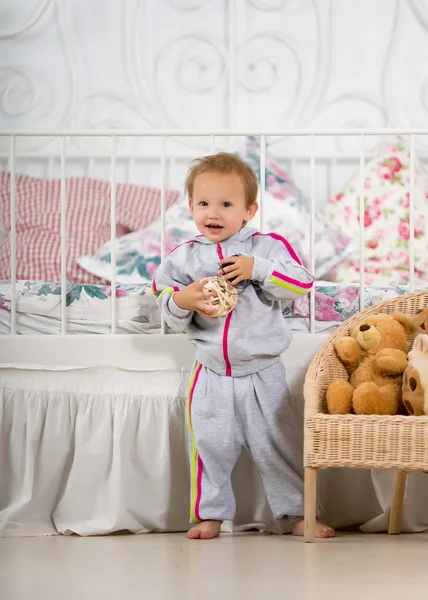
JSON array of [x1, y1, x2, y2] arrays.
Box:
[[1, 0, 428, 198], [1, 0, 428, 138]]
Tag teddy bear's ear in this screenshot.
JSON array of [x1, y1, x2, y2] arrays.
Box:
[[392, 311, 417, 336], [415, 308, 428, 326]]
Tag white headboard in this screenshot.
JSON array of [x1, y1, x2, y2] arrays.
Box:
[[1, 0, 428, 145]]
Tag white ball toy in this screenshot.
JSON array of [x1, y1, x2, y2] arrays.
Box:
[[202, 277, 238, 318]]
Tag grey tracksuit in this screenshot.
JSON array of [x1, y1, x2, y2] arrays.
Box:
[[152, 226, 314, 522]]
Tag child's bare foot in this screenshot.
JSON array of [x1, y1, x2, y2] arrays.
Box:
[[187, 520, 221, 540], [291, 519, 336, 539]]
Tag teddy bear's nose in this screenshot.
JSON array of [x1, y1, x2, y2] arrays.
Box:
[[360, 324, 370, 332]]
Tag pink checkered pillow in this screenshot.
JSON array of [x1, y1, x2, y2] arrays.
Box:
[[0, 173, 180, 283]]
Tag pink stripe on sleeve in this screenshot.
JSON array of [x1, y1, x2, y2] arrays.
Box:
[[151, 240, 196, 293], [253, 232, 303, 265], [167, 239, 195, 256], [272, 270, 314, 289]]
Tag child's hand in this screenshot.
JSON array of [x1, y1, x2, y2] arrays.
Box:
[[173, 279, 218, 318], [218, 255, 254, 285]]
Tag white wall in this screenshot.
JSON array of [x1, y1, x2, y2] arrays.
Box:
[[1, 0, 428, 200]]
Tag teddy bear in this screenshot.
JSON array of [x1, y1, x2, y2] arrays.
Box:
[[327, 312, 416, 415], [415, 308, 428, 332], [402, 333, 428, 416]]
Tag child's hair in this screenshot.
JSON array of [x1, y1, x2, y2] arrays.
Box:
[[185, 152, 258, 208]]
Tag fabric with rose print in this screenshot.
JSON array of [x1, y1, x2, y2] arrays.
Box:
[[324, 136, 428, 285], [238, 136, 352, 279]]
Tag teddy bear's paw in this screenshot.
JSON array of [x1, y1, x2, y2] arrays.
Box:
[[326, 380, 354, 414], [378, 384, 400, 415], [375, 348, 407, 375], [352, 382, 381, 415], [334, 337, 362, 367]]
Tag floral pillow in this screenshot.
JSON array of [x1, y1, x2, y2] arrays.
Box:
[[238, 136, 352, 278], [78, 137, 353, 284], [78, 190, 305, 284], [77, 195, 197, 284], [324, 137, 428, 285]]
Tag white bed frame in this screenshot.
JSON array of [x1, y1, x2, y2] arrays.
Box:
[[1, 127, 426, 369], [3, 128, 428, 540]]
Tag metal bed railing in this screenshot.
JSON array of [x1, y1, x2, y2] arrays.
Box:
[[2, 128, 427, 337]]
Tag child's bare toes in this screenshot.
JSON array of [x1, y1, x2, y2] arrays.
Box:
[[187, 520, 221, 540], [291, 519, 336, 539], [315, 522, 336, 538]]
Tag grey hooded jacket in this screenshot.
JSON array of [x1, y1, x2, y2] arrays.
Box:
[[152, 227, 314, 377]]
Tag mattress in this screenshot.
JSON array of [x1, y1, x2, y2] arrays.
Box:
[[0, 280, 423, 335]]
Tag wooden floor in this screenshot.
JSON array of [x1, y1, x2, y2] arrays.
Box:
[[1, 531, 427, 600]]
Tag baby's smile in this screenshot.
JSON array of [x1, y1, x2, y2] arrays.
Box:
[[206, 224, 224, 233]]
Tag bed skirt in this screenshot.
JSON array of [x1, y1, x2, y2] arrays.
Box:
[[1, 364, 428, 537]]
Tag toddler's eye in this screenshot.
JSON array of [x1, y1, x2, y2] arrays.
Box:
[[199, 201, 208, 206], [223, 202, 231, 208]]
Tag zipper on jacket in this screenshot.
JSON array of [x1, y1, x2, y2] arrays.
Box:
[[216, 243, 232, 377]]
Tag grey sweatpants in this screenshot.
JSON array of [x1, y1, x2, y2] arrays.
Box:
[[187, 359, 304, 523]]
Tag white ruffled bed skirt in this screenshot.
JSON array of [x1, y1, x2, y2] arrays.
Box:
[[1, 365, 428, 537]]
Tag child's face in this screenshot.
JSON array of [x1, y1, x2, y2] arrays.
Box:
[[189, 171, 258, 243]]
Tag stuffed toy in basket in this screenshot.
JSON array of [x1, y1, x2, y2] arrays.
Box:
[[326, 312, 416, 415], [403, 333, 428, 416]]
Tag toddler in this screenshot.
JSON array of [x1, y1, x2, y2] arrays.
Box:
[[152, 153, 335, 540]]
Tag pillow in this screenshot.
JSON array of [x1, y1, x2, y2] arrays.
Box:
[[0, 174, 180, 283], [324, 137, 428, 285], [78, 153, 351, 285], [238, 136, 352, 278], [79, 188, 343, 285], [77, 195, 197, 284]]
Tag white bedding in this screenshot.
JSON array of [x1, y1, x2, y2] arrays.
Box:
[[0, 280, 161, 335], [1, 364, 428, 537], [0, 280, 423, 336], [0, 280, 339, 335], [0, 306, 338, 335]]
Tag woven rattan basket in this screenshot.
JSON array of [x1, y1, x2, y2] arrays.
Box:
[[304, 290, 428, 470], [303, 290, 428, 541]]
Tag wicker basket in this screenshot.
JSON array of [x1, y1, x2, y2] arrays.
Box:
[[303, 290, 428, 541], [304, 290, 428, 470]]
